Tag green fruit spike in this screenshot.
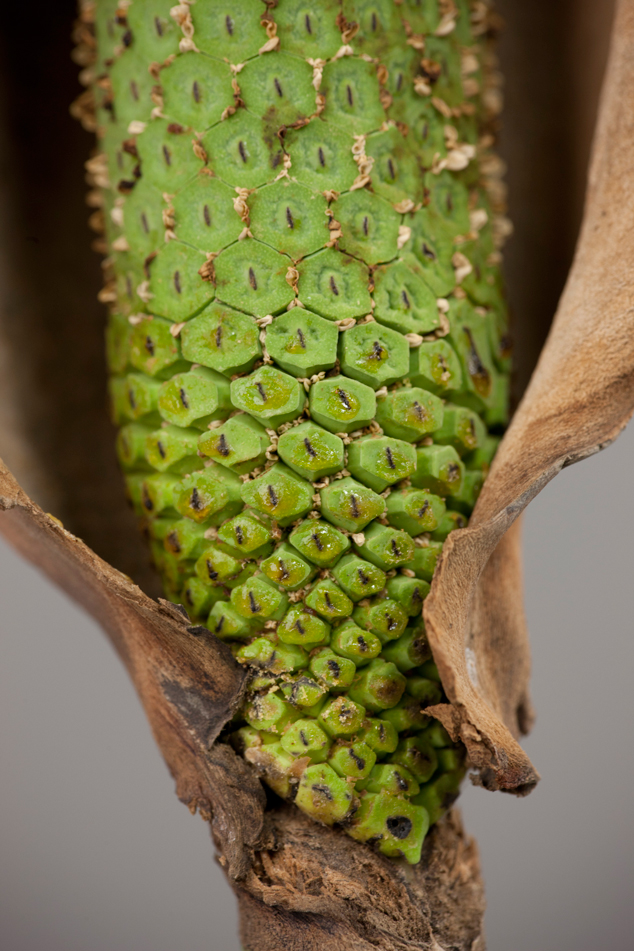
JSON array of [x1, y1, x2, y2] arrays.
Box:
[[348, 793, 429, 865], [214, 240, 294, 317], [309, 375, 376, 434], [353, 522, 415, 571], [149, 241, 214, 321], [158, 366, 231, 429], [352, 597, 408, 643], [433, 404, 487, 457], [265, 311, 338, 378], [289, 519, 350, 568], [305, 579, 354, 621], [328, 739, 376, 780], [379, 695, 431, 733], [339, 322, 410, 390], [390, 735, 438, 785], [280, 718, 331, 763], [236, 636, 308, 674], [249, 180, 329, 260], [318, 695, 367, 738], [386, 487, 446, 536], [381, 626, 432, 673], [217, 513, 273, 558], [161, 52, 234, 131], [180, 303, 262, 376], [231, 366, 304, 428], [347, 435, 416, 494], [430, 510, 468, 542], [411, 541, 444, 582], [309, 647, 357, 693], [408, 338, 464, 396], [332, 553, 386, 602], [386, 574, 431, 616], [357, 717, 399, 756], [348, 658, 406, 712], [135, 119, 203, 194], [331, 619, 382, 666], [373, 257, 440, 336], [277, 422, 344, 481], [296, 248, 372, 321], [261, 544, 315, 591], [320, 477, 385, 532], [280, 675, 327, 711], [406, 677, 443, 708], [336, 190, 401, 265], [411, 444, 465, 497], [295, 763, 356, 825], [241, 463, 313, 526], [231, 573, 289, 622], [376, 387, 444, 442], [144, 424, 199, 472], [172, 174, 243, 253], [321, 58, 385, 135], [208, 600, 254, 641], [174, 465, 242, 523], [285, 121, 358, 194], [244, 691, 302, 735], [129, 316, 183, 379], [195, 542, 243, 586], [198, 415, 270, 474], [362, 763, 420, 799]]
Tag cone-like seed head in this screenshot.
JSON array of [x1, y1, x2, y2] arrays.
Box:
[[93, 0, 511, 864]]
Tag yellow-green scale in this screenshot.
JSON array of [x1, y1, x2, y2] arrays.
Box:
[[94, 0, 509, 865]]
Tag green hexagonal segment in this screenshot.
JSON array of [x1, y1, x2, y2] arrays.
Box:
[[240, 463, 313, 525], [339, 322, 409, 389], [265, 310, 338, 377], [320, 476, 385, 532], [297, 248, 372, 320], [214, 240, 294, 316], [347, 434, 416, 493], [277, 421, 344, 480], [289, 519, 350, 567], [336, 190, 401, 264], [198, 414, 270, 473], [231, 366, 304, 428], [180, 303, 261, 376], [376, 386, 444, 441]]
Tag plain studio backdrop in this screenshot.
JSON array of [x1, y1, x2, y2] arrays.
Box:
[[1, 423, 633, 951]]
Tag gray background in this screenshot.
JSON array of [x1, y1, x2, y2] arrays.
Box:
[[1, 423, 633, 950]]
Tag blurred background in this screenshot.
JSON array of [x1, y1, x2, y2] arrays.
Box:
[[0, 0, 632, 948]]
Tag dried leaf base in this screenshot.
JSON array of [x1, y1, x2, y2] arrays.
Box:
[[236, 807, 483, 951]]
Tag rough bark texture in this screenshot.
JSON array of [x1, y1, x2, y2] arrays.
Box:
[[0, 1, 630, 949]]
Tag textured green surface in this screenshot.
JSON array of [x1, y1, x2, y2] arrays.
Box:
[[93, 0, 510, 865]]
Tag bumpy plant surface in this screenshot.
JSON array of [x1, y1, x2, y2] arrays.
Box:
[[88, 0, 511, 864]]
